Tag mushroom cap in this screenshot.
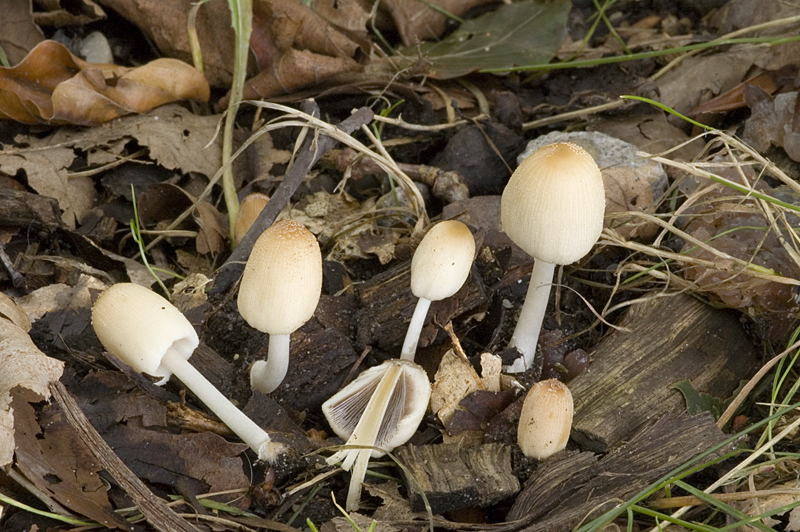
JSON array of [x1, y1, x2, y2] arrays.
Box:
[[92, 283, 199, 382], [501, 142, 605, 265], [237, 219, 322, 335], [410, 220, 475, 301], [322, 359, 430, 457], [234, 192, 269, 245], [517, 378, 573, 460]]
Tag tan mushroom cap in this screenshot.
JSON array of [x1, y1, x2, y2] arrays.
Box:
[[517, 378, 573, 460], [237, 219, 322, 335], [501, 142, 605, 265], [234, 192, 270, 245], [92, 283, 199, 381], [410, 220, 476, 301]]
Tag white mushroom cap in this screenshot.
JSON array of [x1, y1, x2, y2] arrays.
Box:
[[322, 359, 430, 458], [501, 142, 605, 265], [410, 220, 475, 302], [237, 219, 322, 335], [92, 283, 198, 383], [517, 379, 573, 460]]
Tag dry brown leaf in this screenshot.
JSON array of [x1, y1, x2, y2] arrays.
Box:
[[0, 104, 221, 227], [311, 0, 371, 38], [244, 48, 361, 99], [603, 167, 657, 239], [98, 0, 238, 87], [381, 0, 496, 46], [0, 40, 209, 125], [1, 0, 45, 65], [33, 0, 105, 27], [0, 307, 65, 467]]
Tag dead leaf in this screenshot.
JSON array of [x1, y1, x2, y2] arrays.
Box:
[[430, 349, 482, 426], [0, 40, 209, 125], [244, 48, 361, 99], [688, 65, 798, 116], [603, 167, 657, 239], [15, 274, 104, 323], [1, 0, 45, 65], [381, 0, 494, 47], [13, 399, 131, 530], [97, 0, 238, 88], [33, 0, 106, 27], [0, 104, 221, 228], [0, 308, 65, 467]]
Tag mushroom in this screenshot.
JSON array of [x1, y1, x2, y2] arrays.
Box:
[[234, 192, 269, 246], [400, 220, 476, 361], [500, 142, 604, 372], [92, 283, 286, 462], [517, 378, 573, 460], [237, 219, 322, 393], [322, 359, 430, 511]]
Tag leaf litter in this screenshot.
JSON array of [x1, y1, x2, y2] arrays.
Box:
[[5, 0, 800, 530]]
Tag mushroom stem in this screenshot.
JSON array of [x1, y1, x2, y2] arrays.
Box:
[[328, 362, 403, 511], [400, 297, 432, 361], [507, 260, 556, 373], [159, 347, 285, 462], [250, 334, 290, 394]]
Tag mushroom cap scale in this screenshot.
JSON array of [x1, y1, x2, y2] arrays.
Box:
[[410, 220, 475, 302], [92, 283, 199, 382], [501, 142, 604, 265], [237, 219, 322, 335], [517, 378, 573, 460]]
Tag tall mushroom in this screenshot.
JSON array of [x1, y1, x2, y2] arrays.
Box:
[[501, 142, 604, 373], [92, 283, 286, 462], [401, 220, 475, 361], [238, 219, 322, 393]]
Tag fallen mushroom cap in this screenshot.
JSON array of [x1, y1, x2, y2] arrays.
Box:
[[234, 192, 270, 245], [92, 282, 198, 383], [410, 220, 476, 301], [322, 359, 430, 458], [517, 378, 573, 460], [501, 142, 605, 265], [237, 219, 322, 335]]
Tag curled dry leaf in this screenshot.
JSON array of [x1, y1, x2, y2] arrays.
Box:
[[0, 40, 209, 126], [0, 300, 65, 467]]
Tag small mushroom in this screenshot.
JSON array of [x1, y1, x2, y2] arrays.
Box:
[[92, 283, 286, 462], [322, 359, 430, 511], [234, 192, 269, 246], [237, 219, 322, 393], [501, 142, 605, 372], [401, 220, 476, 361], [517, 378, 573, 460]]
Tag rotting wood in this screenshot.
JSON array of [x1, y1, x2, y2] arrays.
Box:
[[395, 442, 520, 514], [356, 261, 487, 354], [504, 412, 727, 532], [50, 381, 201, 532], [0, 188, 62, 228], [569, 293, 757, 453]]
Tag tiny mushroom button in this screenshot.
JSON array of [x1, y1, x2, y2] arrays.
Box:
[[237, 219, 323, 394], [91, 283, 286, 462], [518, 378, 574, 460], [501, 142, 605, 372]]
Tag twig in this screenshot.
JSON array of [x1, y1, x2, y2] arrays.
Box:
[[50, 381, 200, 532], [213, 105, 375, 292]]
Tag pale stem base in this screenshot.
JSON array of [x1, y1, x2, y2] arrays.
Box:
[[327, 362, 404, 511], [250, 334, 290, 394], [400, 297, 432, 361], [160, 348, 285, 462], [507, 260, 556, 373]]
